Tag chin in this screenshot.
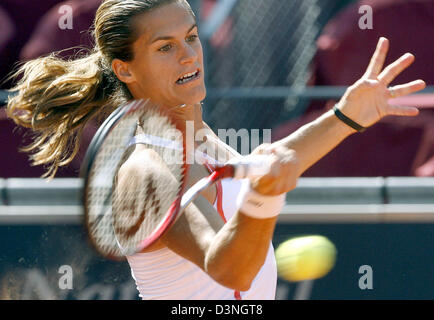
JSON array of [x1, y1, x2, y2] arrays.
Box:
[[181, 87, 207, 105]]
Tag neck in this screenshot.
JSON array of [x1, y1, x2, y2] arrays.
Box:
[[169, 103, 204, 134]]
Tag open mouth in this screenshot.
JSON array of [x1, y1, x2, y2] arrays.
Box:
[[176, 70, 200, 84]]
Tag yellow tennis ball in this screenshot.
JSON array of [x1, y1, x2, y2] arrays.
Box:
[[275, 235, 337, 282]]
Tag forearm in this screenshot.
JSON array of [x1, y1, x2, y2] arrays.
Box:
[[161, 194, 276, 292], [204, 211, 277, 291], [273, 109, 356, 177]]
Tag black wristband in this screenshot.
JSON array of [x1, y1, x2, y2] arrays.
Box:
[[333, 105, 367, 133]]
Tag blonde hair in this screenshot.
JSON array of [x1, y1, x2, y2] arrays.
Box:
[[6, 0, 192, 178]]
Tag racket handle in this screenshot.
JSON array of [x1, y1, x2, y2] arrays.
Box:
[[227, 155, 272, 180]]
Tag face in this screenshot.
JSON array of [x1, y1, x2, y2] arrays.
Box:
[[125, 1, 206, 108]]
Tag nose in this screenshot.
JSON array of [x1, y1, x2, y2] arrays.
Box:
[[179, 42, 198, 65]]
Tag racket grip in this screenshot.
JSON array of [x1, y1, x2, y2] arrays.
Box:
[[226, 155, 272, 180]]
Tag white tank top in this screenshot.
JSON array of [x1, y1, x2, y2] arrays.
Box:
[[126, 136, 277, 300], [126, 177, 277, 300]]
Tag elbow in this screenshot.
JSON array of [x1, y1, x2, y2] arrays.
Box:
[[204, 260, 255, 292], [211, 272, 253, 292]]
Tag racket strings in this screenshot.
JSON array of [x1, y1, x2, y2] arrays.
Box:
[[86, 103, 185, 257], [112, 174, 163, 249], [87, 112, 139, 257]]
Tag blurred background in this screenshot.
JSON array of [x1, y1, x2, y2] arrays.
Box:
[[0, 0, 433, 300]]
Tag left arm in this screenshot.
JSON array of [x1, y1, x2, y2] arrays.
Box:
[[262, 38, 426, 187]]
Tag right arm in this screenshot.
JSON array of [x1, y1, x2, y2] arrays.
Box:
[[120, 147, 298, 291], [163, 195, 279, 291]]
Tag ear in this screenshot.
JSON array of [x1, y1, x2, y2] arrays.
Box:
[[111, 58, 136, 84]]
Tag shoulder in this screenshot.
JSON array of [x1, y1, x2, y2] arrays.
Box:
[[117, 147, 175, 185], [119, 148, 154, 173]]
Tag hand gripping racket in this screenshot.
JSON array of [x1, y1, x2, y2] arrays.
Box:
[[81, 99, 271, 260]]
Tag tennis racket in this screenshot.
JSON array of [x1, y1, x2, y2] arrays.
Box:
[[81, 99, 272, 260]]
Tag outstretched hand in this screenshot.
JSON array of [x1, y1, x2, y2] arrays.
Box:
[[336, 37, 426, 131], [249, 37, 427, 197]]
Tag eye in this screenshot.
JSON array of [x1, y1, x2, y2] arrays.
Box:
[[186, 34, 198, 42], [158, 44, 172, 52]]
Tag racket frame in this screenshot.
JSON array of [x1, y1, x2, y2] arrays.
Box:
[[80, 100, 190, 259]]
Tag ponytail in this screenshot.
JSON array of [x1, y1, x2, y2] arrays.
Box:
[[6, 50, 128, 178]]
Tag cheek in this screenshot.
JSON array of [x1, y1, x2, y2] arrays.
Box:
[[137, 61, 172, 89], [150, 56, 177, 84]]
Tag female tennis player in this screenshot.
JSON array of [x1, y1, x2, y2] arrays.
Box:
[[6, 0, 425, 299]]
